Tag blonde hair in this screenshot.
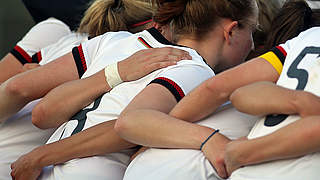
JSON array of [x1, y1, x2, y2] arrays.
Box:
[[78, 0, 153, 37]]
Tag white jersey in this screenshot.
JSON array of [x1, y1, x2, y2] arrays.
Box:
[[11, 17, 71, 65], [41, 28, 214, 180], [124, 103, 258, 180], [231, 27, 320, 180], [10, 17, 90, 78], [307, 0, 320, 9], [0, 18, 70, 179]]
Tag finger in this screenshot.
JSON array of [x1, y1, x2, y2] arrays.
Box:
[[146, 61, 178, 72], [10, 163, 15, 170], [152, 47, 191, 58], [10, 170, 15, 179], [148, 54, 188, 64], [213, 162, 228, 179]]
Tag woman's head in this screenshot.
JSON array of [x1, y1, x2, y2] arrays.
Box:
[[78, 0, 153, 37], [264, 0, 320, 50], [152, 0, 258, 72]]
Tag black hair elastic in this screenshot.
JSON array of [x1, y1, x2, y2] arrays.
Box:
[[200, 129, 220, 151]]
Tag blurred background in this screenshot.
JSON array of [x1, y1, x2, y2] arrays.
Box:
[[0, 0, 35, 57]]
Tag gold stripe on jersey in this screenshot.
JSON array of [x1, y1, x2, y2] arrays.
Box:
[[259, 45, 287, 75], [260, 51, 283, 74]]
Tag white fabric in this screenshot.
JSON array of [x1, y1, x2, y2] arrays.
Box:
[[124, 103, 258, 180], [16, 17, 71, 57], [43, 29, 214, 179], [0, 100, 55, 180], [39, 152, 132, 180], [0, 18, 71, 179], [39, 33, 89, 65], [307, 0, 320, 9], [231, 27, 320, 180]]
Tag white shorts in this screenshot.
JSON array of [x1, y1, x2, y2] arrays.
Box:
[[124, 103, 258, 180], [0, 100, 55, 180], [39, 150, 136, 180]]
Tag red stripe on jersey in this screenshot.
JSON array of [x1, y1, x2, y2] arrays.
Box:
[[13, 45, 32, 63], [276, 46, 287, 57], [138, 37, 152, 48], [36, 51, 42, 62], [157, 77, 185, 99], [77, 44, 87, 72]]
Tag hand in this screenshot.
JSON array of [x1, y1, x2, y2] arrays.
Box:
[[224, 137, 248, 176], [202, 133, 231, 179], [10, 150, 42, 180], [20, 63, 40, 73], [118, 47, 192, 81]]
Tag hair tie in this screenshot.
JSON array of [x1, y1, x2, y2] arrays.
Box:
[[112, 0, 122, 11], [130, 19, 153, 28]]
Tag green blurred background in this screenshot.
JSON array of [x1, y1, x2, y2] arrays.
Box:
[[0, 0, 35, 58]]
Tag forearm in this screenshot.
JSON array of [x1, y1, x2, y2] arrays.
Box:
[[0, 52, 78, 122], [230, 82, 298, 116], [230, 116, 320, 167], [32, 120, 136, 168], [0, 54, 23, 83], [170, 58, 280, 122], [33, 70, 110, 129], [230, 82, 320, 117], [118, 109, 215, 149]]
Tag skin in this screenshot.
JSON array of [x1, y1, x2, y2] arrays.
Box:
[[224, 82, 320, 175], [115, 3, 260, 178], [9, 47, 192, 180]]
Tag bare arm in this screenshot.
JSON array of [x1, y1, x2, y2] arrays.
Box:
[[31, 47, 192, 129], [230, 81, 320, 117], [0, 54, 24, 83], [10, 120, 136, 180], [170, 57, 280, 122], [10, 47, 192, 179], [0, 52, 78, 123], [116, 84, 230, 178], [225, 115, 320, 174]]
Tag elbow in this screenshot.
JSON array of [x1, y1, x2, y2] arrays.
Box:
[[229, 88, 242, 107], [3, 77, 30, 100], [32, 103, 51, 129], [114, 110, 136, 139], [206, 77, 230, 102]]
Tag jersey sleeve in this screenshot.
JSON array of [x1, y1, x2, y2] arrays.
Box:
[[71, 35, 103, 78], [149, 62, 214, 102], [259, 45, 287, 75], [10, 18, 71, 65]]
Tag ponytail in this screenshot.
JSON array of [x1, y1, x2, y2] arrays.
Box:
[[78, 0, 153, 38]]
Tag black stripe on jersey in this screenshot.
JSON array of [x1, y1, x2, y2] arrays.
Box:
[[31, 51, 42, 63], [72, 44, 87, 78], [149, 77, 185, 102], [271, 46, 286, 65], [147, 27, 208, 64], [10, 46, 32, 65], [147, 28, 175, 46]]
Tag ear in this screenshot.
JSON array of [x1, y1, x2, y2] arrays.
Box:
[[153, 22, 164, 32], [223, 21, 238, 45]]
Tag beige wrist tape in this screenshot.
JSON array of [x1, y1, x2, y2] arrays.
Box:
[[104, 62, 123, 88]]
